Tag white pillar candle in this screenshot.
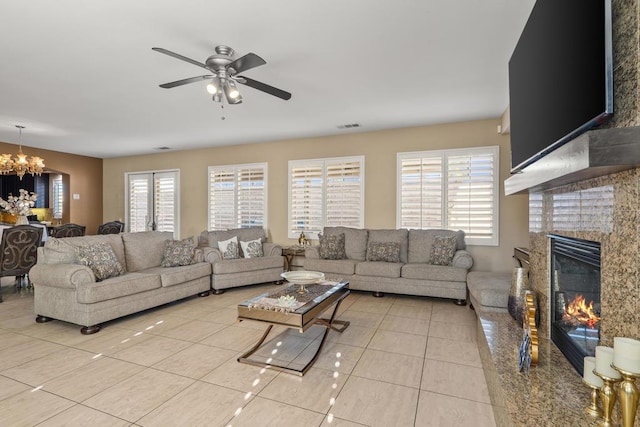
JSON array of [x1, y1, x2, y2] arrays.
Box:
[[613, 337, 640, 374], [595, 346, 621, 379], [583, 356, 604, 387]]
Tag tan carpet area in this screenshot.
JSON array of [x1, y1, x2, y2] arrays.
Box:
[[0, 278, 494, 426]]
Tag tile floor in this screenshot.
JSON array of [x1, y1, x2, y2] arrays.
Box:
[[0, 280, 495, 427]]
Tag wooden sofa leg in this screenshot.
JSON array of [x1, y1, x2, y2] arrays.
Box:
[[81, 325, 101, 335], [213, 289, 225, 295], [198, 291, 210, 297], [454, 299, 467, 306], [36, 315, 53, 323], [372, 291, 384, 298]]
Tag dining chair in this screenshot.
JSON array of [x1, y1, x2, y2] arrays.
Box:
[[0, 225, 43, 302], [49, 223, 86, 238], [97, 220, 125, 235]]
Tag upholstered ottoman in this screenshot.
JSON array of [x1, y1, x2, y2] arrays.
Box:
[[466, 271, 512, 313]]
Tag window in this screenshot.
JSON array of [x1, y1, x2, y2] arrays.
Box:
[[52, 175, 63, 219], [397, 146, 499, 246], [288, 156, 364, 239], [208, 163, 267, 230], [126, 170, 179, 236]]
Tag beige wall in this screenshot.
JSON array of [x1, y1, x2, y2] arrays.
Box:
[[103, 119, 529, 272], [0, 141, 103, 233]]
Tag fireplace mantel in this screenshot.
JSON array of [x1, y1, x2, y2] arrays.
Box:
[[505, 126, 640, 195]]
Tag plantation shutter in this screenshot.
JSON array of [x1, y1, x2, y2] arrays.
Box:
[[127, 171, 179, 236], [52, 176, 64, 219], [446, 152, 495, 241], [208, 164, 267, 230], [154, 172, 176, 233], [399, 156, 443, 229], [397, 147, 498, 245], [290, 161, 323, 236], [325, 159, 362, 227]]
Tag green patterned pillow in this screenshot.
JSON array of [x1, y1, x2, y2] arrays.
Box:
[[366, 241, 401, 263], [429, 234, 458, 266], [75, 243, 125, 281], [319, 233, 346, 260], [161, 239, 196, 267]]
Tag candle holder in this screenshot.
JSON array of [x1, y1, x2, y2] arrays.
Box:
[[612, 364, 640, 427], [582, 378, 603, 418], [594, 370, 623, 427]]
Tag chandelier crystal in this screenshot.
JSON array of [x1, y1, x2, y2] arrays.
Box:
[[0, 126, 45, 180]]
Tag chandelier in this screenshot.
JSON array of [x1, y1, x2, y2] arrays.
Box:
[[0, 125, 45, 180]]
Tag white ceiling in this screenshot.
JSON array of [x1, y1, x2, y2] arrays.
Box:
[[0, 0, 535, 159]]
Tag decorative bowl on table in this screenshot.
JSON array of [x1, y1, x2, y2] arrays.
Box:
[[281, 270, 325, 294]]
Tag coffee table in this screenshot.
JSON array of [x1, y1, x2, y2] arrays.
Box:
[[237, 281, 350, 376]]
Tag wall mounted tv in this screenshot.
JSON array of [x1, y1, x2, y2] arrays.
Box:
[[508, 0, 613, 173]]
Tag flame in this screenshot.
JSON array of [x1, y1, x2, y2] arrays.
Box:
[[562, 295, 601, 328]]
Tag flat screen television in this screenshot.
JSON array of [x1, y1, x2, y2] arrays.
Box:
[[508, 0, 613, 173]]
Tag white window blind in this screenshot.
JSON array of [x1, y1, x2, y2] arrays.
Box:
[[208, 163, 267, 230], [288, 156, 364, 239], [126, 171, 179, 236], [52, 175, 63, 219], [397, 147, 499, 246]]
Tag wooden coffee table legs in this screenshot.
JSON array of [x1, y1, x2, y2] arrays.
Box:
[[237, 299, 350, 376]]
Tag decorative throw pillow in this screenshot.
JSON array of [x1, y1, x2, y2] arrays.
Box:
[[319, 233, 346, 260], [218, 236, 239, 259], [429, 234, 458, 266], [75, 242, 125, 281], [161, 239, 196, 267], [366, 241, 401, 263], [240, 239, 264, 258]]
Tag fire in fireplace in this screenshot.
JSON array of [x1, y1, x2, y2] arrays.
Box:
[[549, 234, 601, 376]]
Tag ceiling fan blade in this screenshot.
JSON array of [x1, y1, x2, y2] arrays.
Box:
[[236, 76, 292, 100], [152, 47, 209, 70], [227, 53, 266, 74], [159, 75, 213, 89]]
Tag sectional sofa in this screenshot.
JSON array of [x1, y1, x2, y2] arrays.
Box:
[[29, 231, 212, 334], [304, 226, 473, 304]]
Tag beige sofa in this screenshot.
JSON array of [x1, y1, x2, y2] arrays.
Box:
[[29, 231, 212, 334], [198, 227, 284, 293], [304, 227, 473, 304]]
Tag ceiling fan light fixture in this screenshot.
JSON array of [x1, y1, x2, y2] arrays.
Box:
[[224, 79, 242, 104], [206, 77, 220, 95]]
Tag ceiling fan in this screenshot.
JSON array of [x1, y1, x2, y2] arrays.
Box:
[[152, 45, 292, 104]]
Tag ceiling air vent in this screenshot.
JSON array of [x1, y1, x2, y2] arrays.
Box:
[[155, 146, 171, 150], [337, 123, 361, 129]]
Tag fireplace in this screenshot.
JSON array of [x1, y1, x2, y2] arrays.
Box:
[[549, 234, 601, 376]]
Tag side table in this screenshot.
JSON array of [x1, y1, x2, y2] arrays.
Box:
[[282, 245, 306, 271]]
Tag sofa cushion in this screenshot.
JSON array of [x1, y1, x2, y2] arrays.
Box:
[[75, 242, 125, 281], [401, 263, 468, 282], [303, 258, 358, 276], [144, 263, 212, 288], [366, 241, 401, 263], [240, 239, 264, 258], [355, 261, 402, 278], [161, 239, 196, 267], [43, 234, 126, 267], [122, 231, 173, 272], [76, 272, 162, 304], [407, 229, 465, 263], [319, 233, 346, 260], [367, 229, 409, 263], [428, 235, 457, 266], [212, 256, 283, 274], [323, 227, 368, 261], [218, 236, 240, 259]]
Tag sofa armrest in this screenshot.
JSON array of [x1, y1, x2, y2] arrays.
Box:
[[263, 242, 282, 257], [452, 250, 474, 270], [29, 263, 95, 289], [305, 246, 320, 259], [201, 246, 223, 263]]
